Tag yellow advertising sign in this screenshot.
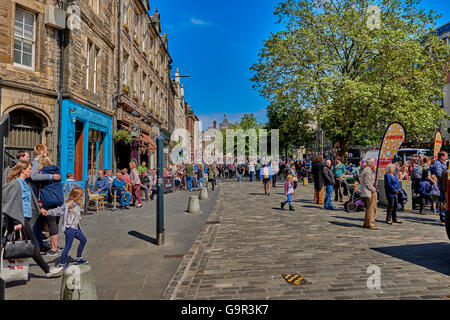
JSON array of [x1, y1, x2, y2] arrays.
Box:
[[377, 123, 406, 182], [434, 131, 442, 160]]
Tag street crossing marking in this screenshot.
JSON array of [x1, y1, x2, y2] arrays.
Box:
[[282, 274, 307, 286]]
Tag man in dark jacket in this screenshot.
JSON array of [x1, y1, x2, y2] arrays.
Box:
[[312, 155, 325, 205], [323, 160, 335, 210]]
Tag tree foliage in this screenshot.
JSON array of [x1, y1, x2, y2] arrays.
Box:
[[251, 0, 449, 156]]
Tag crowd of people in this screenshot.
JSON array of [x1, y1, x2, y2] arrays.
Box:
[[3, 145, 448, 280], [311, 151, 449, 230]]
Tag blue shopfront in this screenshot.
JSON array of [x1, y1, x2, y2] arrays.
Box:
[[60, 99, 112, 182]]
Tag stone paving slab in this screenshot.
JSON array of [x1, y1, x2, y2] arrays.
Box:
[[163, 181, 450, 300]]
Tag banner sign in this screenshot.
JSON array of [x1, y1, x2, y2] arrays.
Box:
[[433, 131, 442, 160], [376, 122, 406, 182]]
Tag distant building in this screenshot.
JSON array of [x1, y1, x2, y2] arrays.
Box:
[[219, 113, 230, 129]]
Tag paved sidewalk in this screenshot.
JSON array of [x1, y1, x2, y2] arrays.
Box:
[[163, 181, 450, 300], [5, 186, 219, 300]]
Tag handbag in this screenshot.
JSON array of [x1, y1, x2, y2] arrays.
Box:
[[1, 248, 30, 283], [3, 230, 35, 260]]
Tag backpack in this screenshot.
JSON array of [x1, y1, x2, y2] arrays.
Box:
[[263, 167, 270, 179]]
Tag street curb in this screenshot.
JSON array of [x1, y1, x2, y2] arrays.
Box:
[[161, 185, 224, 300]]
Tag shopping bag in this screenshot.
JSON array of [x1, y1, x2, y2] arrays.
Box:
[[1, 249, 29, 283]]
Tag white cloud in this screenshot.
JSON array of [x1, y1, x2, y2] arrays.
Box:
[[190, 17, 211, 26]]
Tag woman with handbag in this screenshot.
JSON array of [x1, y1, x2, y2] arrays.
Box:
[[2, 161, 63, 278]]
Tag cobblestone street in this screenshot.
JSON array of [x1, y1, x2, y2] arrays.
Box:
[[163, 181, 450, 300]]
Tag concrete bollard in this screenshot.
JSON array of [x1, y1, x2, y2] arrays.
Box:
[[207, 181, 213, 192], [60, 265, 98, 300], [199, 187, 209, 200], [186, 195, 202, 214]]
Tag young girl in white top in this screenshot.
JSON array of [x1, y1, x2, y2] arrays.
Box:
[[48, 187, 88, 268]]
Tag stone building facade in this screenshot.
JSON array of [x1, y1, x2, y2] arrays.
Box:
[[0, 0, 60, 164], [59, 0, 116, 182], [0, 0, 198, 176], [116, 1, 172, 169]]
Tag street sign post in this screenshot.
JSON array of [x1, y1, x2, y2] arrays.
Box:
[[0, 114, 10, 300], [156, 136, 165, 246]]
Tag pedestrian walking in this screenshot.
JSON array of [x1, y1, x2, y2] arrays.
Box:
[[281, 175, 295, 211], [47, 187, 89, 269], [312, 155, 325, 205], [38, 156, 65, 256], [185, 162, 194, 191], [129, 161, 143, 208], [384, 164, 402, 224], [322, 160, 335, 210], [272, 160, 279, 187], [249, 162, 256, 182], [207, 165, 216, 191], [361, 158, 378, 230], [433, 151, 448, 222], [333, 156, 346, 202], [29, 144, 61, 256], [256, 161, 262, 181], [260, 162, 273, 196], [3, 161, 63, 278]]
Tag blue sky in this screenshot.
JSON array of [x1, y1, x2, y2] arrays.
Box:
[[149, 0, 450, 129]]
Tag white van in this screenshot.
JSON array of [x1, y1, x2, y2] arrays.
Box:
[[362, 150, 380, 162], [362, 148, 433, 163]]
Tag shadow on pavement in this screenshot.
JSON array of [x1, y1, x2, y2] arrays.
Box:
[[332, 215, 385, 224], [372, 242, 450, 276], [128, 231, 157, 245], [329, 221, 363, 229], [302, 205, 323, 209], [401, 216, 443, 227], [5, 280, 27, 288]]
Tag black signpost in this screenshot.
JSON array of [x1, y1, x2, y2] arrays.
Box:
[[0, 114, 10, 300], [156, 136, 165, 246]]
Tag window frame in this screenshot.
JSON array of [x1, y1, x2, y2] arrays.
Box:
[[86, 41, 92, 90], [13, 7, 36, 70]]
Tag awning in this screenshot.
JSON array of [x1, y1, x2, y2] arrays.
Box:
[[118, 123, 157, 151], [142, 132, 157, 150]]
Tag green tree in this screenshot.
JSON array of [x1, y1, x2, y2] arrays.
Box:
[[220, 114, 263, 160], [251, 0, 449, 157], [266, 96, 315, 158]]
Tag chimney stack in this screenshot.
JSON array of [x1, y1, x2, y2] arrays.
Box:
[[213, 121, 217, 129]]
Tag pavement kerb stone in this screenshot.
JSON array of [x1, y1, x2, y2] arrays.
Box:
[[161, 185, 225, 300]]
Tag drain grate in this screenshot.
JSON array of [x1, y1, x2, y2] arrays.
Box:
[[282, 274, 307, 286], [164, 254, 184, 259]]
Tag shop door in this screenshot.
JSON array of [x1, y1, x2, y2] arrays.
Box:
[[74, 121, 84, 181]]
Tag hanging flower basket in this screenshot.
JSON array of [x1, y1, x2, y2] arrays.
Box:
[[115, 129, 131, 144], [123, 24, 129, 33], [122, 85, 130, 95], [142, 101, 147, 108], [133, 96, 139, 103]]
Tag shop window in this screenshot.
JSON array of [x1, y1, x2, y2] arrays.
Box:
[[88, 128, 104, 180]]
